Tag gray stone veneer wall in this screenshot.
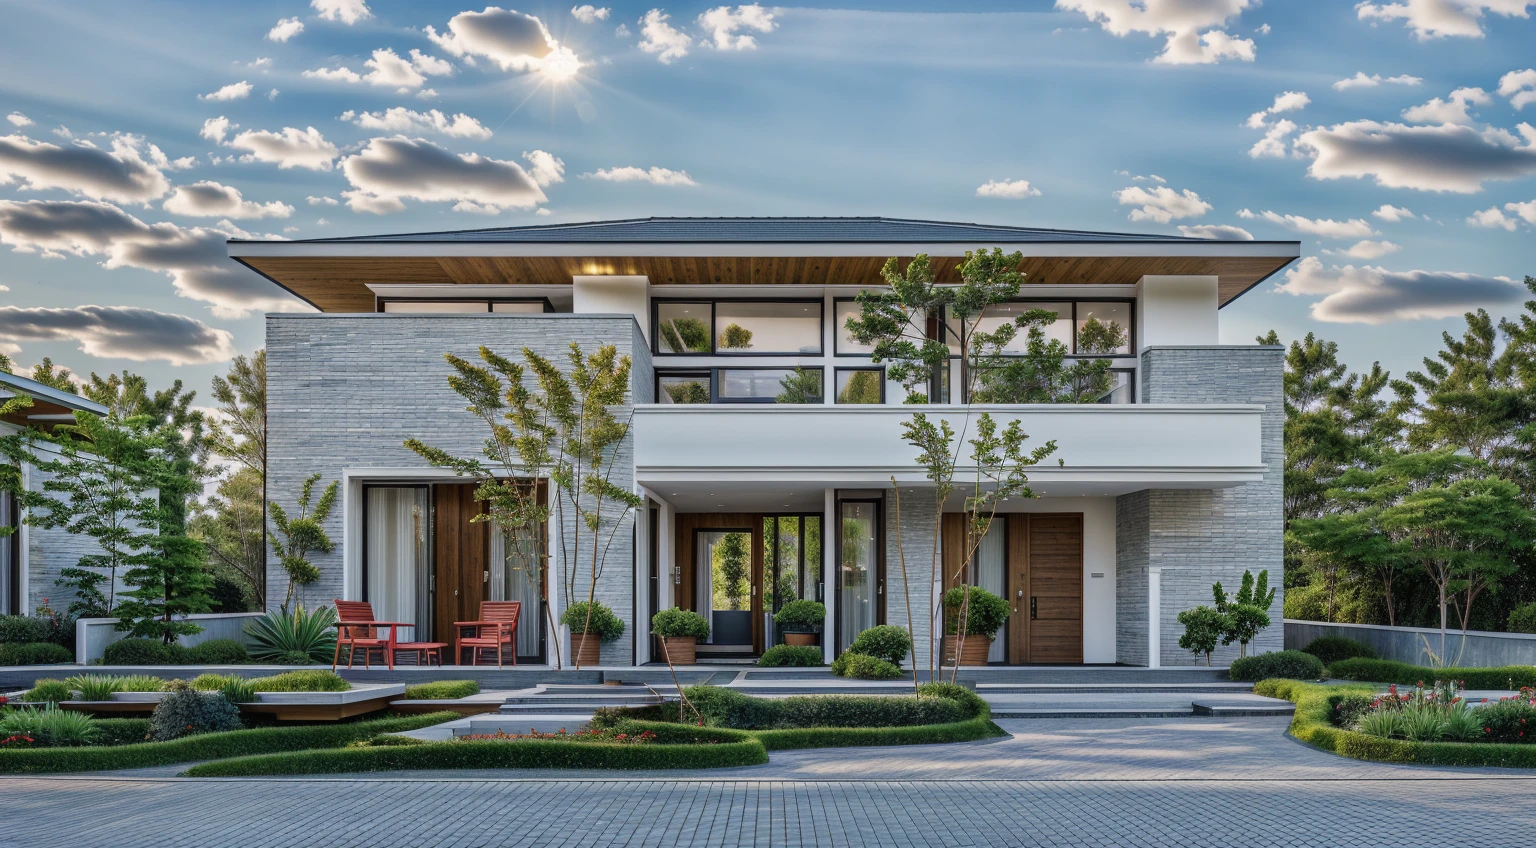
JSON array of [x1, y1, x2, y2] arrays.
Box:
[[1116, 346, 1285, 666], [24, 460, 111, 615], [884, 487, 938, 670], [266, 313, 652, 665]]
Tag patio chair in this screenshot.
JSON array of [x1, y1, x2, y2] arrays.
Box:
[[455, 601, 521, 668], [332, 600, 410, 671]]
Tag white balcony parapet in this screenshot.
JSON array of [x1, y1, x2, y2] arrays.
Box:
[[632, 404, 1265, 491]]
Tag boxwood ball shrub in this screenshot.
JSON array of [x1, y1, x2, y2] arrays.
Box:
[[650, 607, 709, 640], [102, 638, 187, 666], [1301, 636, 1377, 666], [849, 625, 912, 665], [0, 642, 73, 666], [562, 601, 626, 642], [757, 645, 824, 667], [1228, 650, 1323, 681], [185, 639, 250, 665], [773, 600, 826, 631], [22, 679, 72, 706], [831, 651, 903, 680], [148, 680, 243, 742], [941, 586, 1010, 639]]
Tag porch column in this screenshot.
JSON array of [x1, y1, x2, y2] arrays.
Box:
[[1148, 567, 1162, 669], [634, 490, 652, 666], [822, 488, 836, 664], [572, 276, 650, 342]]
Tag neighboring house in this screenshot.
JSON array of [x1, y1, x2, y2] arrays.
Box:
[[0, 371, 111, 616], [230, 217, 1298, 668]]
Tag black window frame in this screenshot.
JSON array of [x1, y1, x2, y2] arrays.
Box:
[[375, 296, 556, 314], [1, 489, 17, 615], [652, 297, 825, 357], [833, 496, 885, 655], [656, 367, 825, 404], [833, 366, 886, 405], [942, 297, 1138, 358]]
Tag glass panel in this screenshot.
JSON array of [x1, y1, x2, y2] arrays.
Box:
[[490, 301, 546, 314], [804, 516, 822, 602], [838, 502, 878, 650], [1097, 370, 1134, 404], [835, 369, 883, 404], [769, 517, 802, 612], [698, 530, 752, 646], [972, 521, 1006, 662], [718, 368, 821, 403], [364, 487, 431, 636], [489, 519, 543, 657], [0, 491, 13, 614], [1075, 302, 1132, 355], [714, 301, 822, 354], [382, 300, 487, 313], [656, 302, 712, 354], [658, 374, 711, 404], [980, 302, 1071, 353], [835, 300, 875, 355]]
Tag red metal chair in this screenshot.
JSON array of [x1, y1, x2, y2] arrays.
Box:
[[455, 601, 521, 667], [332, 600, 410, 671]]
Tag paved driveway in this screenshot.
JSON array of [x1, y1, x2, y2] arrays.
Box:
[[5, 717, 1534, 847]]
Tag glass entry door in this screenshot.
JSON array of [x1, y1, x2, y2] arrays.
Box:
[[764, 515, 823, 643], [696, 528, 753, 648], [836, 500, 882, 652]]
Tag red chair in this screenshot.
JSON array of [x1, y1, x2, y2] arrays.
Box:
[[455, 601, 521, 667], [332, 600, 410, 671]]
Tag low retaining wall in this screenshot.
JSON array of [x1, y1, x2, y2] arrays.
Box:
[[1285, 619, 1536, 667], [76, 613, 265, 664]]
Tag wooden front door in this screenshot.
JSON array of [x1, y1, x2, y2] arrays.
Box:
[[1007, 514, 1084, 664], [432, 484, 488, 646]]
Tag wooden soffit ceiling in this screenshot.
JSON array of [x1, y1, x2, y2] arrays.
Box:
[[239, 253, 1297, 313]]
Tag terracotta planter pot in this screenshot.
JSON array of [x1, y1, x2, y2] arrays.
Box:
[[571, 632, 603, 667], [783, 632, 818, 647], [942, 635, 992, 666], [661, 636, 697, 665]]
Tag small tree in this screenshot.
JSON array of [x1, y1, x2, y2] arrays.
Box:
[[713, 532, 750, 612], [267, 473, 338, 613], [1213, 569, 1276, 658], [1178, 606, 1225, 666], [775, 367, 823, 403]]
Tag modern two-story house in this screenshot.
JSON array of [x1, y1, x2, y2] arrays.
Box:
[[231, 217, 1297, 669]]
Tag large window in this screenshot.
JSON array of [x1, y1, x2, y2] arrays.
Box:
[[834, 299, 876, 355], [657, 368, 823, 404], [362, 487, 432, 637], [654, 299, 823, 356], [835, 368, 884, 404], [946, 300, 1133, 355], [379, 298, 551, 314], [764, 514, 823, 613], [836, 500, 882, 652]]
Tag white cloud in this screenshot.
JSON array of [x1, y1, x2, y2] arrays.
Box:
[[199, 81, 253, 102], [975, 178, 1041, 199], [1295, 119, 1536, 193], [1356, 1, 1535, 40], [1249, 118, 1298, 158], [572, 5, 611, 23], [249, 57, 272, 68], [1467, 198, 1536, 229], [1055, 0, 1257, 64], [51, 125, 72, 140], [1276, 255, 1526, 324], [1401, 86, 1491, 125], [582, 165, 698, 185], [225, 126, 338, 171], [341, 107, 491, 139], [615, 23, 631, 37], [1246, 209, 1377, 238], [268, 88, 280, 101], [1373, 204, 1416, 221], [0, 304, 236, 365], [0, 198, 303, 317], [1111, 185, 1211, 223], [427, 7, 565, 73], [1499, 68, 1536, 109], [306, 195, 339, 206], [312, 0, 371, 24], [698, 4, 776, 50], [6, 112, 32, 127], [522, 150, 564, 187], [1269, 91, 1311, 114], [1245, 91, 1309, 156], [267, 17, 304, 42], [0, 133, 172, 203], [163, 181, 294, 219], [1333, 71, 1424, 91], [304, 48, 453, 91], [1177, 224, 1254, 240], [639, 9, 692, 63], [1325, 239, 1401, 259], [1131, 173, 1166, 183], [1255, 22, 1270, 34], [340, 135, 549, 214], [200, 116, 234, 144]]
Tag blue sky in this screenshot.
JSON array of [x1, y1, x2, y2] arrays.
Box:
[[1, 0, 1534, 396]]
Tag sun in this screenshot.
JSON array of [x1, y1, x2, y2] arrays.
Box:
[[539, 46, 582, 82]]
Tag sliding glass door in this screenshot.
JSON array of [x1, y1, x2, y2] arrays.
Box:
[[489, 520, 545, 661], [363, 486, 432, 640], [836, 500, 882, 652]]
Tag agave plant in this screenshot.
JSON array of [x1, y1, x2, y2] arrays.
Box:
[[244, 605, 338, 664]]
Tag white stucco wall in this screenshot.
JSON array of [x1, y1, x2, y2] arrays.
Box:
[[573, 276, 650, 342], [1136, 275, 1218, 351]]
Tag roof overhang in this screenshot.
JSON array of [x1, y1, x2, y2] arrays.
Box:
[[0, 372, 107, 429]]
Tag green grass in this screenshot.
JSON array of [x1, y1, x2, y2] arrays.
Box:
[[403, 680, 480, 700], [0, 711, 457, 774], [1325, 659, 1536, 689], [245, 670, 350, 692], [1256, 678, 1536, 768]]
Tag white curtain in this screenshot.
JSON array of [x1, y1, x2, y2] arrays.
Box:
[[975, 521, 1006, 662], [364, 488, 430, 637], [837, 503, 878, 651], [489, 523, 542, 656]]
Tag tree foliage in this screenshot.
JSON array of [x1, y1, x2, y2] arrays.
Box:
[[267, 472, 338, 613]]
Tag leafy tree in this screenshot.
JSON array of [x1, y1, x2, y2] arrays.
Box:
[[836, 370, 883, 404], [267, 472, 338, 613], [29, 358, 77, 393], [971, 313, 1123, 404], [1178, 606, 1224, 666], [83, 370, 206, 533], [0, 352, 11, 374], [190, 467, 266, 609], [1213, 569, 1276, 658], [205, 351, 266, 477], [718, 323, 753, 350], [0, 378, 36, 551], [712, 532, 750, 611], [775, 367, 823, 403], [114, 473, 213, 643], [658, 316, 710, 353]]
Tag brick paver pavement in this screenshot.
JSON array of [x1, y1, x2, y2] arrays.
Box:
[[4, 717, 1533, 847]]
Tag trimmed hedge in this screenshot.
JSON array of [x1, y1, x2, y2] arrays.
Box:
[[185, 639, 250, 665], [1326, 659, 1536, 689], [757, 645, 824, 667], [95, 718, 152, 747], [1301, 636, 1377, 666], [0, 642, 73, 665], [102, 639, 188, 666], [754, 715, 1004, 751], [0, 711, 458, 773], [403, 680, 480, 700], [831, 651, 903, 680], [1257, 679, 1536, 768], [1228, 650, 1323, 682]]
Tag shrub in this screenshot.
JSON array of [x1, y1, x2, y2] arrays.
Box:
[[1326, 659, 1536, 689], [190, 674, 257, 704], [1301, 636, 1378, 666], [683, 686, 774, 729], [65, 674, 123, 702], [773, 600, 825, 631], [831, 651, 903, 680], [102, 638, 186, 666], [185, 639, 249, 665], [561, 601, 625, 643], [1477, 699, 1536, 744], [148, 680, 243, 742], [95, 718, 151, 746], [404, 680, 480, 700], [115, 675, 167, 692], [1509, 603, 1536, 634], [0, 708, 101, 747], [657, 686, 972, 731], [1228, 650, 1323, 682], [1177, 606, 1225, 665], [0, 642, 73, 666], [849, 625, 912, 665], [941, 586, 1010, 639], [0, 615, 50, 645], [650, 607, 708, 640], [1327, 693, 1377, 728], [23, 679, 72, 706], [245, 606, 337, 664], [757, 645, 824, 667], [246, 669, 350, 692]]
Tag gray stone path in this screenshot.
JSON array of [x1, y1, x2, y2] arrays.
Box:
[[5, 717, 1533, 847]]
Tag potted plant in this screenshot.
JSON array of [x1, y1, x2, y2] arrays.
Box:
[[561, 601, 624, 667], [941, 586, 1010, 666], [651, 608, 710, 665], [773, 600, 826, 647]]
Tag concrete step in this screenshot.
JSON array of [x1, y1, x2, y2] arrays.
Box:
[[977, 683, 1254, 695], [1191, 699, 1295, 717]]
